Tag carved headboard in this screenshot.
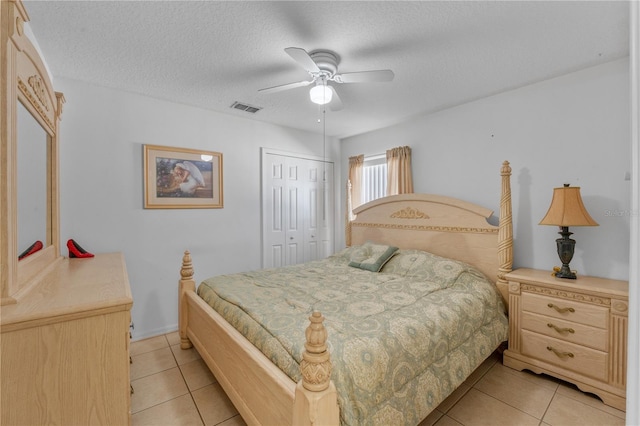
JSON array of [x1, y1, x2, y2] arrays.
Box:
[[347, 161, 513, 304]]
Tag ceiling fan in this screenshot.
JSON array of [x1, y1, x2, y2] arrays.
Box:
[[258, 47, 394, 111]]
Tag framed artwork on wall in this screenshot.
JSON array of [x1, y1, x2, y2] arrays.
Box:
[[143, 144, 223, 209]]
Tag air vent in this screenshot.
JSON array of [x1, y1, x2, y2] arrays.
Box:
[[230, 101, 262, 114]]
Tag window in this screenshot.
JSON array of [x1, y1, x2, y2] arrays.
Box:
[[362, 155, 387, 204]]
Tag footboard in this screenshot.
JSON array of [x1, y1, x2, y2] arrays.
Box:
[[178, 251, 339, 426]]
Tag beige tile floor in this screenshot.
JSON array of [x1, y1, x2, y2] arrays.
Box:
[[130, 332, 626, 426]]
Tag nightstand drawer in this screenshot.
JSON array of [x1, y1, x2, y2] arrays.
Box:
[[521, 330, 607, 382], [522, 292, 608, 328], [521, 311, 607, 351]]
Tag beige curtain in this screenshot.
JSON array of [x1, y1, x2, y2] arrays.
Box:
[[346, 155, 364, 245], [386, 146, 414, 195]]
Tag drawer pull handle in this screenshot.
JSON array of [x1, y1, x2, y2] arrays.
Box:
[[547, 303, 575, 314], [547, 323, 575, 334], [547, 346, 574, 358]]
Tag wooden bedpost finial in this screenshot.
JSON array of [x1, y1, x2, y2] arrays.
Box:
[[497, 161, 514, 307], [300, 311, 332, 392], [294, 311, 340, 424], [180, 250, 193, 280], [501, 160, 511, 176]]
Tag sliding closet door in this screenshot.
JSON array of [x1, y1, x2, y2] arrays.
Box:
[[262, 149, 334, 268]]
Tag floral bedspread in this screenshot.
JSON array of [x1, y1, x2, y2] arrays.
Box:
[[197, 247, 508, 425]]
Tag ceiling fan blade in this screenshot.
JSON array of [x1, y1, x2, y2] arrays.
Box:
[[329, 86, 343, 111], [334, 70, 394, 84], [285, 47, 321, 73], [258, 79, 313, 94]]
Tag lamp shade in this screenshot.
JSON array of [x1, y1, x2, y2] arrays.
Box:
[[310, 84, 332, 105], [539, 185, 599, 227]]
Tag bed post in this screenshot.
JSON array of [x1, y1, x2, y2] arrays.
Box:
[[497, 161, 513, 306], [293, 311, 340, 426], [179, 250, 195, 349]]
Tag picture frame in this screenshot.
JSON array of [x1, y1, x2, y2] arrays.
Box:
[[143, 144, 223, 209]]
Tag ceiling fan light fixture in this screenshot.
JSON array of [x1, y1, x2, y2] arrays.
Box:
[[310, 84, 332, 105]]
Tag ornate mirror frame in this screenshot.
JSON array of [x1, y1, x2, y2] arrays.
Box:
[[1, 0, 64, 304]]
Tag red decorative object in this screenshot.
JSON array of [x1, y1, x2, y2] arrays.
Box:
[[67, 239, 95, 258], [18, 240, 43, 260]]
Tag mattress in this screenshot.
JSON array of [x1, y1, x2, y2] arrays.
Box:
[[197, 246, 509, 425]]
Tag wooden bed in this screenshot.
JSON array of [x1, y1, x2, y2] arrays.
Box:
[[178, 161, 513, 425]]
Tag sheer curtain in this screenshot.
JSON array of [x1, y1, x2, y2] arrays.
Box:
[[346, 154, 364, 245], [386, 146, 414, 195]]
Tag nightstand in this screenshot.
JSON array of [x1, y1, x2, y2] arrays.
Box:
[[502, 268, 628, 411]]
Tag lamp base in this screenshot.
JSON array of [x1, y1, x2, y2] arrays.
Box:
[[554, 264, 576, 279], [554, 227, 577, 280]]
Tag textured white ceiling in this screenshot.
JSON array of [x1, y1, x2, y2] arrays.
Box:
[[24, 1, 629, 138]]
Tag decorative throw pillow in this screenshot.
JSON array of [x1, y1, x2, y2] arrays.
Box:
[[348, 242, 399, 272]]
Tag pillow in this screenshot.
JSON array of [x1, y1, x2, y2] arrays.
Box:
[[348, 242, 399, 272]]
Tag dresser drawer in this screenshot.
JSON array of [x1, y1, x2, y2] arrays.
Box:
[[521, 311, 607, 351], [520, 330, 607, 382], [521, 292, 608, 328]]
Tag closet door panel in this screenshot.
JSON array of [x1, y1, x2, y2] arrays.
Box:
[[286, 162, 304, 265], [262, 156, 286, 268], [262, 151, 334, 268]]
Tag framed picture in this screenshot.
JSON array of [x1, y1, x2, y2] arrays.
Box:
[[143, 144, 223, 209]]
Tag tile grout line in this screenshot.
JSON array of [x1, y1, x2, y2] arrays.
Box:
[[469, 387, 543, 423], [449, 356, 497, 419], [167, 334, 209, 426], [470, 363, 560, 424], [168, 334, 245, 426], [538, 384, 560, 426], [130, 335, 195, 420], [442, 356, 498, 425], [130, 347, 177, 382]]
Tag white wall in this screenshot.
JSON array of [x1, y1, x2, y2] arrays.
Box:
[[341, 58, 631, 281], [55, 78, 340, 339]]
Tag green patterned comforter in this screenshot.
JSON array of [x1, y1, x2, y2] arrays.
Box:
[[197, 247, 508, 425]]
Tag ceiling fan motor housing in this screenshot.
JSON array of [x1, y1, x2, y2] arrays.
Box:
[[309, 50, 340, 77]]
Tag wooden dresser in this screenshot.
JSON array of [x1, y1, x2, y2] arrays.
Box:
[[1, 253, 133, 425], [503, 268, 628, 411]]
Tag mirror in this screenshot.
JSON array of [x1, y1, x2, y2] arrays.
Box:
[[17, 100, 49, 259], [2, 0, 63, 303]]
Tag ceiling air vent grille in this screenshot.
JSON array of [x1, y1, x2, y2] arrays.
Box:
[[230, 101, 262, 114]]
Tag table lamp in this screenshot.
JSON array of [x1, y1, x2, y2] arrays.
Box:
[[539, 184, 599, 279]]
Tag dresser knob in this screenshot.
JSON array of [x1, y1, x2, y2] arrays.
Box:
[[547, 303, 575, 314], [547, 323, 575, 334]]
